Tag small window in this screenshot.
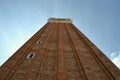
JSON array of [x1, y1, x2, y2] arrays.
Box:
[[36, 40, 43, 44], [26, 53, 35, 59], [42, 34, 46, 37], [45, 29, 48, 32]]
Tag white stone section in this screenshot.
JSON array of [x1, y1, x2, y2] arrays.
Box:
[[48, 18, 72, 23]]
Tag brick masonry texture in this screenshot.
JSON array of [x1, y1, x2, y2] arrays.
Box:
[[0, 19, 120, 80]]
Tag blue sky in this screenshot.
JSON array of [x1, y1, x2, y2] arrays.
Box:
[[0, 0, 120, 68]]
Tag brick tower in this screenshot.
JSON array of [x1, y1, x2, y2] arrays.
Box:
[[0, 18, 120, 80]]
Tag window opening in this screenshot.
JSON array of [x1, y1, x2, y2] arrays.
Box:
[[42, 34, 46, 37], [29, 54, 33, 58], [45, 29, 49, 32], [36, 40, 43, 44], [26, 53, 36, 59]]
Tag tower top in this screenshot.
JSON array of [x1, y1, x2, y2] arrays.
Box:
[[48, 18, 72, 23]]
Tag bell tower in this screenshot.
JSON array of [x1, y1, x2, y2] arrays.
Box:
[[0, 18, 120, 80]]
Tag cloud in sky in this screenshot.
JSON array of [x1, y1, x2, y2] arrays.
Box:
[[110, 51, 118, 59], [111, 52, 120, 68], [112, 55, 120, 69]]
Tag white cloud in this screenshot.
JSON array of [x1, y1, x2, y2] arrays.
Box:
[[110, 52, 116, 57], [112, 53, 120, 69]]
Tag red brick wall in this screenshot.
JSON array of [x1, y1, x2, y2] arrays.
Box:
[[0, 22, 120, 80]]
